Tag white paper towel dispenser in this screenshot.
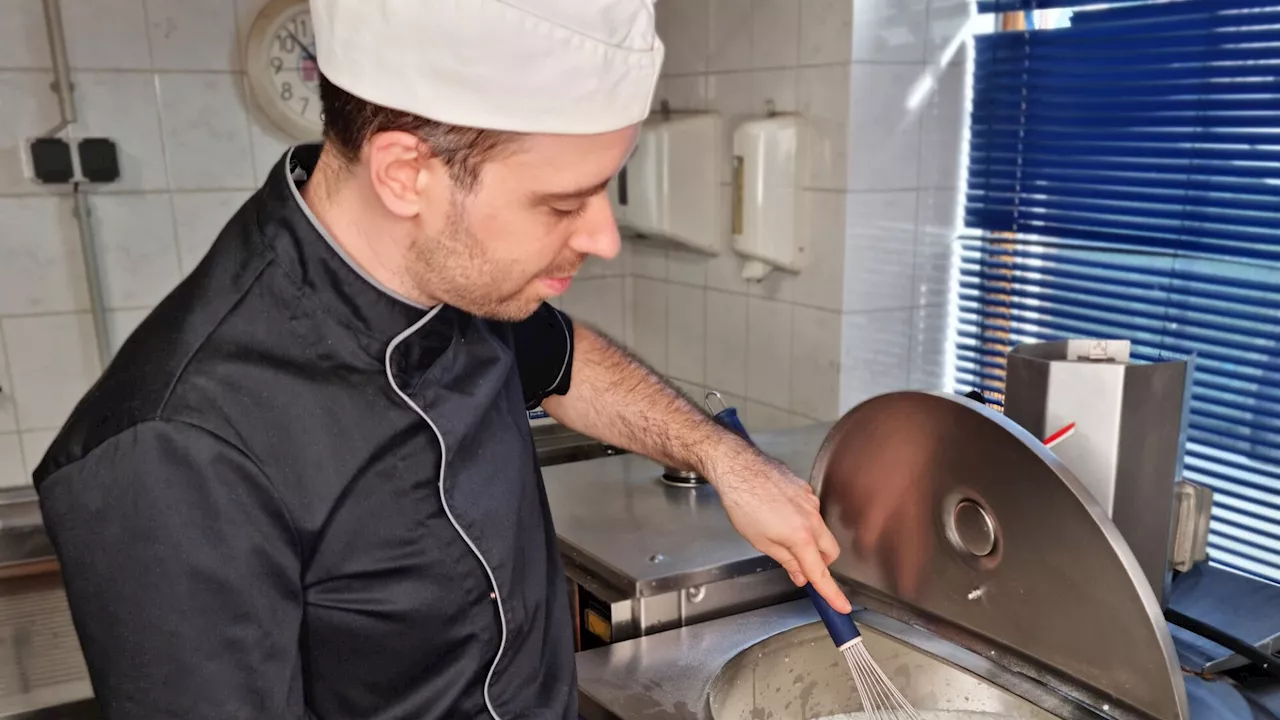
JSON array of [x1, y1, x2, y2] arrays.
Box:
[[607, 112, 721, 256], [731, 114, 809, 281]]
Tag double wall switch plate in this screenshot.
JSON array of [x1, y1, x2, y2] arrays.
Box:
[[22, 137, 120, 185]]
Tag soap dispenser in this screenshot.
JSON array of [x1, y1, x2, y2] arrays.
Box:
[[607, 110, 722, 256], [730, 114, 809, 281]]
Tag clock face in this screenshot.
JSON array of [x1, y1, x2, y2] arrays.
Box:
[[246, 0, 323, 141], [265, 6, 321, 126]]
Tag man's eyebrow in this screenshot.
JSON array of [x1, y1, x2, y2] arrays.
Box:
[[535, 177, 614, 203]]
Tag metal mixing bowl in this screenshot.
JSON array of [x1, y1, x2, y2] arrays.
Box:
[[708, 621, 1061, 720]]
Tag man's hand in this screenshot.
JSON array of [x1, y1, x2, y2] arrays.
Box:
[[705, 443, 853, 614]]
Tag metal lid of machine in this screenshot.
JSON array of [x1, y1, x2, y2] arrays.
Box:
[[810, 391, 1189, 720]]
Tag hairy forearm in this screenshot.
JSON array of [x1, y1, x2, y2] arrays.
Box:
[[541, 324, 755, 478], [544, 324, 851, 612]]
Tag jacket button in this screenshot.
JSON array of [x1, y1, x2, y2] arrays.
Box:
[[489, 592, 496, 600]]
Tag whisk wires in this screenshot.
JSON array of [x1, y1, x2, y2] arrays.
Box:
[[840, 637, 923, 720]]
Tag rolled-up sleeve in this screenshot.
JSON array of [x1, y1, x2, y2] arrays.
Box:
[[509, 302, 575, 409], [37, 420, 304, 719]]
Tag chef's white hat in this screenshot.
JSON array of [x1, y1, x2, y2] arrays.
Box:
[[310, 0, 665, 135]]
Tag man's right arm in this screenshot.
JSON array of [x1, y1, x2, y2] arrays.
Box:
[[37, 420, 304, 719]]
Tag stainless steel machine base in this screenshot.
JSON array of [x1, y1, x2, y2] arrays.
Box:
[[710, 621, 1059, 720], [577, 600, 1106, 720]]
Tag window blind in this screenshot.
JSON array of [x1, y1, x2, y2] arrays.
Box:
[[956, 0, 1280, 584]]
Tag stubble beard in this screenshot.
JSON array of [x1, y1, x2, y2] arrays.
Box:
[[405, 203, 555, 322]]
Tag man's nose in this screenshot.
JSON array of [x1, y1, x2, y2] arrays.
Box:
[[569, 194, 622, 261]]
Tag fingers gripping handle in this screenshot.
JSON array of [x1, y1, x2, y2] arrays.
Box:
[[805, 582, 861, 648], [710, 402, 858, 648]]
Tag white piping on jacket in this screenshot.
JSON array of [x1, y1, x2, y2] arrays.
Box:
[[544, 309, 572, 397], [384, 307, 506, 720]]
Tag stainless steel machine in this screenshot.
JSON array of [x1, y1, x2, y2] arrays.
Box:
[[542, 424, 832, 650], [1004, 339, 1195, 605], [575, 391, 1279, 720]]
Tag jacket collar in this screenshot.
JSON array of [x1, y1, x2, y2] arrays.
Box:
[[255, 143, 436, 344]]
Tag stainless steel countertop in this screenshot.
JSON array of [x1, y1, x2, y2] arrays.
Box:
[[532, 423, 628, 467], [543, 423, 833, 597], [576, 599, 818, 720], [0, 574, 95, 719], [0, 492, 55, 571]]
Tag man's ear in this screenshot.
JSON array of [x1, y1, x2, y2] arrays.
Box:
[[364, 131, 442, 218]]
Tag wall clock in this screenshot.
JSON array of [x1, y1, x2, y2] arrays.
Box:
[[245, 0, 323, 142]]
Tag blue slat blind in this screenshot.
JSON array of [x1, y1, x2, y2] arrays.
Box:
[[956, 0, 1280, 584]]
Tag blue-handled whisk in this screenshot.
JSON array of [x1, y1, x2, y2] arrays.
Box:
[[804, 584, 922, 719], [706, 393, 921, 719]]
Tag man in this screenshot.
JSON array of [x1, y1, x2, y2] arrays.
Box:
[[34, 1, 850, 718]]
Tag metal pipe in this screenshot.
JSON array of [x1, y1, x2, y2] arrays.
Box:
[[72, 194, 113, 366], [41, 0, 113, 368], [41, 0, 76, 137]]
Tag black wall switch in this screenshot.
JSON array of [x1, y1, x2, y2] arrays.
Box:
[[78, 138, 121, 183], [28, 138, 75, 184]]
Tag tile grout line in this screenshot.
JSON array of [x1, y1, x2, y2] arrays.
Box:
[[0, 326, 25, 471], [141, 46, 190, 316], [721, 182, 933, 196], [662, 59, 937, 80], [148, 71, 176, 194], [743, 284, 754, 408], [139, 0, 158, 73], [632, 273, 919, 315], [140, 0, 186, 294], [793, 0, 803, 83], [0, 307, 151, 321], [702, 277, 712, 395], [906, 17, 937, 388], [786, 292, 796, 419], [660, 279, 671, 380], [0, 187, 261, 200], [907, 195, 924, 388], [0, 67, 250, 75], [237, 71, 270, 186]]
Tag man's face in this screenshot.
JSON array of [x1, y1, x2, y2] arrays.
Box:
[[406, 126, 635, 322]]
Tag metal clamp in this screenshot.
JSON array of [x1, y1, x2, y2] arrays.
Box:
[[705, 391, 727, 415]]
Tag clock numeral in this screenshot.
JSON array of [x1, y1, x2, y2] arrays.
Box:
[[277, 33, 296, 54], [319, 110, 326, 123], [270, 56, 283, 74], [300, 97, 310, 116], [281, 82, 293, 101], [288, 17, 311, 40]]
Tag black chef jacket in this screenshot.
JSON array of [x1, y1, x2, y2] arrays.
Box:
[[33, 144, 580, 720]]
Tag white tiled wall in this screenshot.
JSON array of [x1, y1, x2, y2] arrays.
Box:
[[562, 0, 971, 431], [0, 0, 293, 488]]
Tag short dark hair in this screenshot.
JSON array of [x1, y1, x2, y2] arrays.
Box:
[[318, 73, 517, 191]]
